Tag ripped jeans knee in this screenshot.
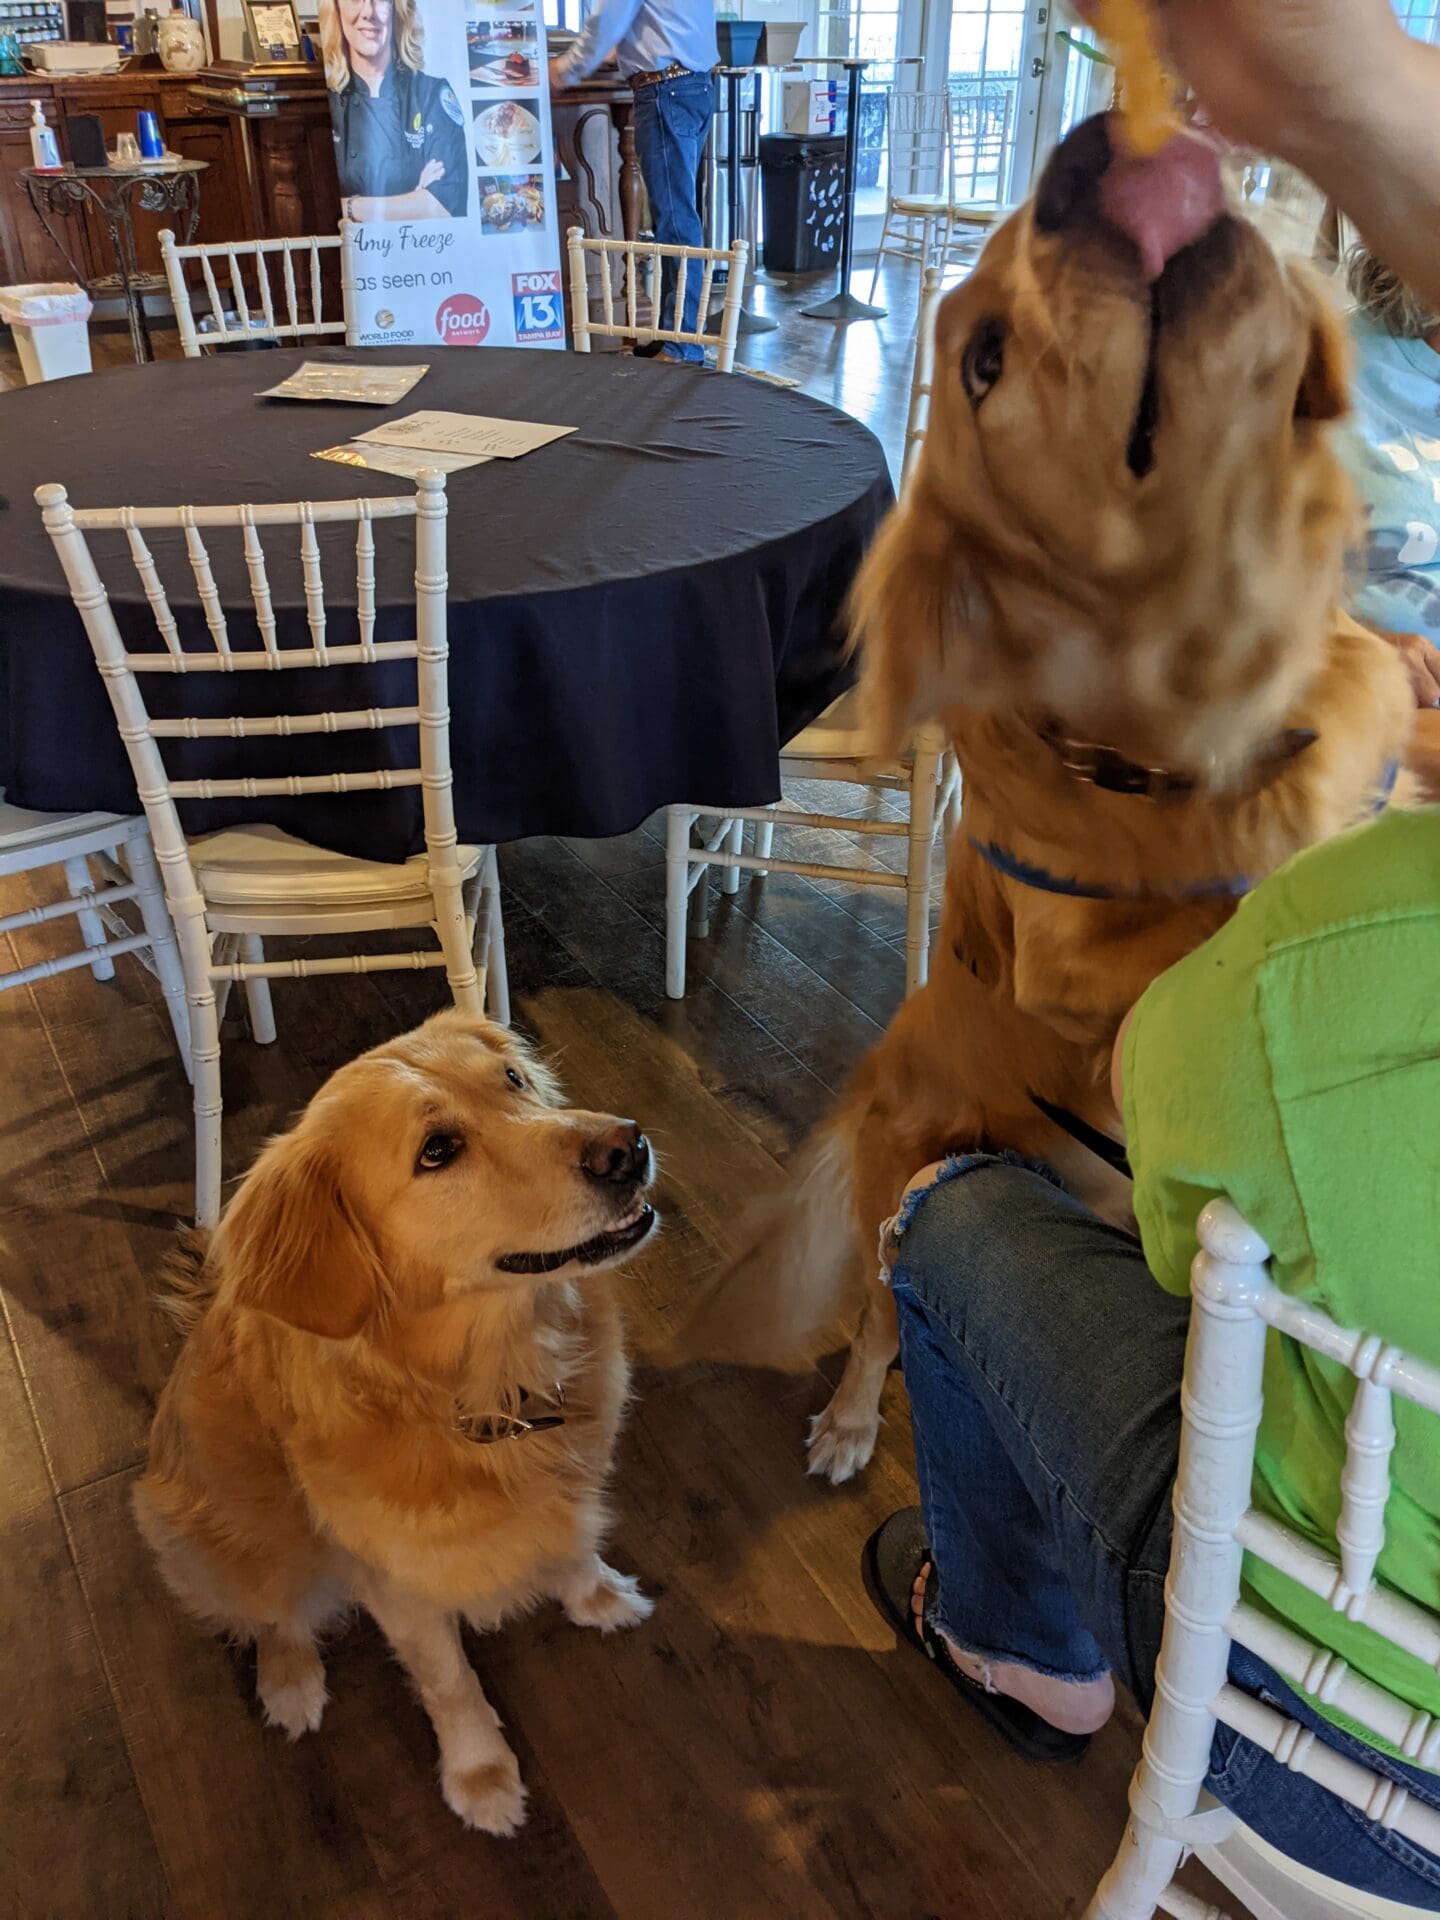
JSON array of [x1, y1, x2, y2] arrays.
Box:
[[877, 1150, 1065, 1279]]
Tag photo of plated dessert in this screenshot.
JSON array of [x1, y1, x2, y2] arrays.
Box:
[[467, 13, 540, 86]]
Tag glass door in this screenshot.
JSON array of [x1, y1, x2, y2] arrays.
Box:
[[803, 0, 1105, 250], [922, 0, 1105, 207]]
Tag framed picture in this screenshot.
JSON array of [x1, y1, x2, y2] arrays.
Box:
[[242, 0, 303, 62]]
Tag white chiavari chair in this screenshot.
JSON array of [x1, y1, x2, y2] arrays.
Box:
[[1089, 1199, 1440, 1920], [37, 472, 507, 1229], [565, 227, 749, 373], [160, 226, 355, 357], [0, 804, 189, 1056], [942, 83, 1016, 265], [663, 270, 956, 1002], [868, 89, 956, 301]]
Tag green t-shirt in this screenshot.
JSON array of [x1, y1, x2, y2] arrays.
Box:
[[1123, 807, 1440, 1753]]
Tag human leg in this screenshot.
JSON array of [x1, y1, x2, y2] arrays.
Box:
[[631, 74, 714, 363]]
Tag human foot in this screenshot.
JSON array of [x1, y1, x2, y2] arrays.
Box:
[[862, 1508, 1094, 1764], [909, 1564, 1115, 1737]]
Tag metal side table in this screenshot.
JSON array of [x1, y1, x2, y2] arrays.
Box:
[[22, 158, 206, 365]]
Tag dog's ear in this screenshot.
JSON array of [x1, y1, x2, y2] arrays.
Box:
[[851, 493, 970, 757], [219, 1135, 384, 1340], [1294, 281, 1351, 425]]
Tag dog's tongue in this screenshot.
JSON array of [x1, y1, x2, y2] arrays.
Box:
[[1098, 124, 1224, 280]]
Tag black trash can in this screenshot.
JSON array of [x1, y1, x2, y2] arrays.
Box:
[[759, 133, 847, 273]]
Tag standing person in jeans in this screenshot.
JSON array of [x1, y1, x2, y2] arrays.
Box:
[[550, 0, 716, 363]]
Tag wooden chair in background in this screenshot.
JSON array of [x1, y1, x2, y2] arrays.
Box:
[[38, 472, 507, 1228], [565, 227, 750, 372], [664, 270, 957, 1001], [0, 804, 189, 1056], [160, 227, 354, 357], [868, 89, 956, 301]]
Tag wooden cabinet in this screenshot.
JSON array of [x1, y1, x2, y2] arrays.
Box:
[[0, 70, 259, 293]]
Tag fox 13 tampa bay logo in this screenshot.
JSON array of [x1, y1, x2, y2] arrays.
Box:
[[513, 271, 563, 343]]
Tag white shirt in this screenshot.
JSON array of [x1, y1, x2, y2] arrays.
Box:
[[554, 0, 717, 85]]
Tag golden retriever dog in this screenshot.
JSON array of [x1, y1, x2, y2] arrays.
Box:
[[681, 114, 1416, 1480], [135, 1009, 659, 1836]]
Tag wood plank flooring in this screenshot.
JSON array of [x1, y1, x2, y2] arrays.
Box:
[[0, 267, 1228, 1918]]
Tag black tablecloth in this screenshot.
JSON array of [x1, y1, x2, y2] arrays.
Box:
[[0, 346, 892, 861]]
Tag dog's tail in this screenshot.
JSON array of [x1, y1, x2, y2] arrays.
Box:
[[153, 1227, 218, 1335], [672, 1127, 865, 1368]]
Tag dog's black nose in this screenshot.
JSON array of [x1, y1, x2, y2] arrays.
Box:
[[1033, 112, 1112, 237], [582, 1121, 648, 1185]]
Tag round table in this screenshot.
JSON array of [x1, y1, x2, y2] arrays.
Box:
[[0, 345, 892, 864]]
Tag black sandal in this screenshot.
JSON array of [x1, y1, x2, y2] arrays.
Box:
[[862, 1508, 1091, 1765]]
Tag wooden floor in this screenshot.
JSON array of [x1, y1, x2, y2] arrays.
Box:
[[0, 268, 1217, 1920]]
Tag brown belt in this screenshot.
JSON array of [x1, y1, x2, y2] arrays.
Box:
[[627, 62, 696, 88]]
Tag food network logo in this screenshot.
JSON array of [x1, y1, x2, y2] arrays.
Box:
[[512, 270, 563, 343], [435, 293, 491, 345]]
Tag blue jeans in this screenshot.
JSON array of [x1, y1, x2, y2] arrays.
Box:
[[630, 73, 714, 363], [890, 1156, 1440, 1908]]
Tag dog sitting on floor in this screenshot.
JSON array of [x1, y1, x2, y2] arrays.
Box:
[[135, 1008, 659, 1837], [679, 114, 1417, 1481]]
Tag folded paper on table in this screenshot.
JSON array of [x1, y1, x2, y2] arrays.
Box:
[[312, 442, 492, 479], [355, 410, 575, 459], [259, 363, 431, 406]]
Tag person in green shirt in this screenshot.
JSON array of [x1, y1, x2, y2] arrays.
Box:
[[862, 808, 1440, 1905]]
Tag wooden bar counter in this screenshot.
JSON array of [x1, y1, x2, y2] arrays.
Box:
[[0, 61, 640, 299]]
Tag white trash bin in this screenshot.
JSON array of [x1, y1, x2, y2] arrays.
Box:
[[0, 282, 94, 384]]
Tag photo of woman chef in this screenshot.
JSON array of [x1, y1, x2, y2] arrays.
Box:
[[320, 0, 468, 221]]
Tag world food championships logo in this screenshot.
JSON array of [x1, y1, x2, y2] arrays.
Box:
[[435, 292, 491, 345]]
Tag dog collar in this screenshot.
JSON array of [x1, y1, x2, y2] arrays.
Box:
[[455, 1383, 566, 1446], [971, 757, 1399, 904], [968, 837, 1254, 902], [1039, 720, 1318, 805]]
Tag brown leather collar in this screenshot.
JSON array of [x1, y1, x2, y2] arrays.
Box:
[[1038, 720, 1318, 805]]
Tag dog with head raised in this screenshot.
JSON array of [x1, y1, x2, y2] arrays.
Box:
[[681, 115, 1414, 1481], [136, 1008, 659, 1836]]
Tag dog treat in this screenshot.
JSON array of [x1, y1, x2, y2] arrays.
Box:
[[1095, 0, 1179, 156]]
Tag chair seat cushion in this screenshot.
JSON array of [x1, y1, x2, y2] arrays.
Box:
[[891, 192, 951, 215], [782, 688, 900, 764], [947, 201, 1013, 225], [191, 823, 482, 908]]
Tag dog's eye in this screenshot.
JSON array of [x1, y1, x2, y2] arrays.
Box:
[[416, 1133, 462, 1173], [962, 318, 1007, 407], [505, 1067, 526, 1091]]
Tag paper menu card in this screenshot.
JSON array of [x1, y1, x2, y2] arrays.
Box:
[[258, 363, 430, 406], [312, 442, 491, 480], [355, 411, 576, 460]]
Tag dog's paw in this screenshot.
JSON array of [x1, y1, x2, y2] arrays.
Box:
[[564, 1564, 655, 1634], [806, 1401, 880, 1485], [257, 1646, 328, 1740], [442, 1751, 528, 1837]]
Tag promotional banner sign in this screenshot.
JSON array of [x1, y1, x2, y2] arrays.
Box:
[[319, 0, 565, 350]]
